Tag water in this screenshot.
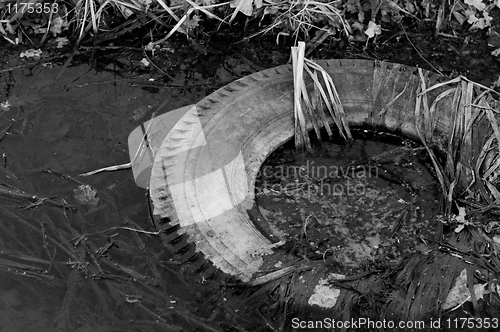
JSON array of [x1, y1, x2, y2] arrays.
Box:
[[256, 131, 440, 271], [0, 46, 258, 331]]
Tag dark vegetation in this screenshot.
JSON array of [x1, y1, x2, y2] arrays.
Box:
[[1, 0, 500, 84]]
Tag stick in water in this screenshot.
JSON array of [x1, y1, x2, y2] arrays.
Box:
[[79, 162, 132, 177]]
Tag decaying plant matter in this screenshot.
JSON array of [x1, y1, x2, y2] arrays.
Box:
[[291, 41, 352, 151], [270, 46, 500, 326], [1, 0, 499, 51], [0, 166, 242, 331]]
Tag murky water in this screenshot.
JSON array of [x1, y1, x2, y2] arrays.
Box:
[[0, 49, 258, 331], [256, 131, 440, 272]]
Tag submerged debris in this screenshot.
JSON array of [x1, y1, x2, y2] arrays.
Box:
[[73, 184, 99, 207]]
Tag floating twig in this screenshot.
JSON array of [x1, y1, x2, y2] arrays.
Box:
[[79, 162, 132, 177], [0, 120, 15, 142], [0, 184, 76, 211], [42, 168, 84, 185], [0, 103, 45, 141]]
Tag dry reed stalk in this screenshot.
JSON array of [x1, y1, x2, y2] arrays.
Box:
[[291, 41, 351, 152], [416, 72, 500, 213]]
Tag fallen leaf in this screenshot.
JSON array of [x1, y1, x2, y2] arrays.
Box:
[[55, 37, 69, 49], [455, 206, 467, 223], [474, 283, 488, 301], [0, 101, 11, 112], [405, 0, 415, 13], [465, 0, 486, 11], [73, 184, 99, 207], [50, 16, 68, 36], [486, 180, 500, 201], [308, 274, 345, 308], [452, 11, 467, 25], [365, 21, 381, 38], [454, 224, 465, 233], [468, 10, 492, 30], [138, 0, 152, 10], [443, 268, 490, 310], [20, 49, 42, 59], [443, 269, 468, 310], [474, 17, 491, 29], [230, 0, 253, 16], [186, 14, 202, 30], [467, 11, 478, 25], [352, 21, 364, 32]]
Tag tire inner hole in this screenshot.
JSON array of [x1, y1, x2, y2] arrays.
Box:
[[255, 127, 442, 272]]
